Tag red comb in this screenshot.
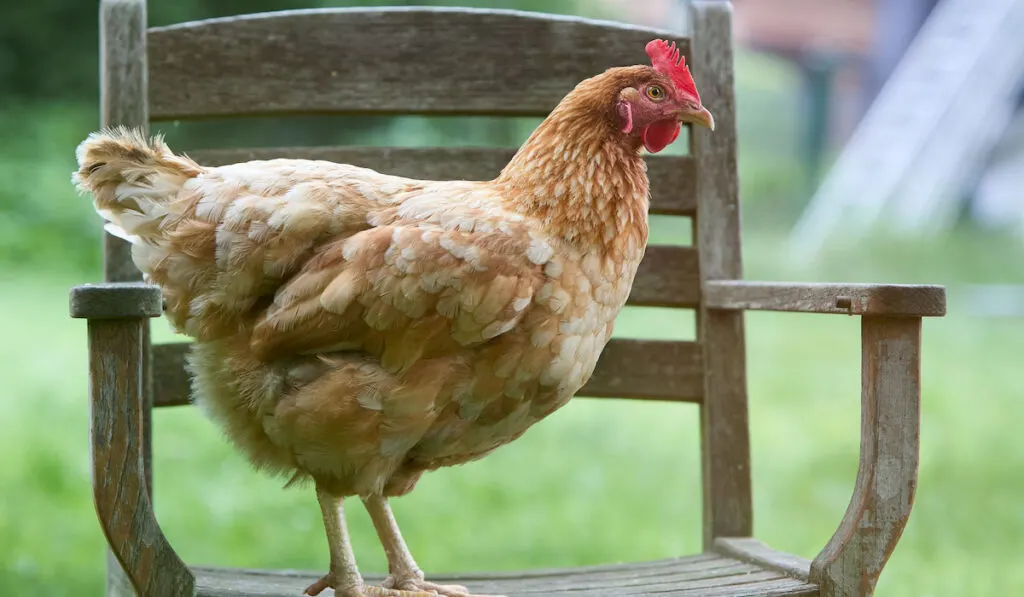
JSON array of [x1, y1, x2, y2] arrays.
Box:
[[646, 39, 700, 101]]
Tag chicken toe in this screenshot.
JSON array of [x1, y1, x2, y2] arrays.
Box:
[[303, 574, 333, 596], [304, 575, 435, 597], [383, 575, 501, 597], [361, 587, 441, 597]]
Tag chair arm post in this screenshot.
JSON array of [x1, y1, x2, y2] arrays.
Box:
[[810, 316, 922, 596], [73, 285, 194, 596]]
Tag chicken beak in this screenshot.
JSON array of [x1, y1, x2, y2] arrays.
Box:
[[681, 105, 715, 131]]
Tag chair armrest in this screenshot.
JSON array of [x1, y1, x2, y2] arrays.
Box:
[[70, 282, 163, 319], [704, 281, 946, 317], [70, 284, 194, 596], [809, 316, 923, 596]]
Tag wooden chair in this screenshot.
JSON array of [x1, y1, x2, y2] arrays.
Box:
[[69, 2, 946, 595]]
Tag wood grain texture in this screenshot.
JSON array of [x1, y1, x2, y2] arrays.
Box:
[[704, 281, 947, 317], [189, 146, 698, 216], [69, 283, 163, 319], [70, 282, 160, 511], [148, 8, 687, 119], [810, 317, 922, 597], [191, 555, 819, 596], [101, 0, 148, 284], [153, 338, 705, 408], [99, 3, 152, 593], [630, 246, 700, 308], [581, 340, 703, 401], [691, 1, 754, 550], [87, 318, 194, 597], [714, 538, 811, 581]]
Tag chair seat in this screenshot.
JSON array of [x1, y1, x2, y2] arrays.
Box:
[[193, 552, 819, 597]]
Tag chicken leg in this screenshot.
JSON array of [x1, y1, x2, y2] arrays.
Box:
[[362, 495, 500, 597], [304, 485, 434, 597]]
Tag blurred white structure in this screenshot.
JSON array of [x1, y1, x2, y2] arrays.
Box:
[[600, 0, 689, 32], [789, 0, 1024, 261], [973, 109, 1024, 236], [963, 285, 1024, 318]]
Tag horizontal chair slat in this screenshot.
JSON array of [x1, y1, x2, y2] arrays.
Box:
[[148, 8, 687, 119], [580, 339, 703, 402], [187, 146, 697, 216], [153, 338, 703, 407], [631, 245, 700, 308], [153, 342, 191, 408]]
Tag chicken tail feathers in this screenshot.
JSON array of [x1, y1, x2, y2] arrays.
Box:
[[73, 126, 204, 243]]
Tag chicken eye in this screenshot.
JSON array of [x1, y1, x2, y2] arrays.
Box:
[[646, 85, 665, 101]]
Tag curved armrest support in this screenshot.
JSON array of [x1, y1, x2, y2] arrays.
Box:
[[810, 316, 922, 596], [704, 281, 946, 317], [71, 284, 195, 596]]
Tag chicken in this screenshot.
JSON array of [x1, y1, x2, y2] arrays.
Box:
[[73, 39, 713, 597]]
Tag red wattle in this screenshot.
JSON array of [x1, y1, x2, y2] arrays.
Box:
[[641, 119, 681, 153]]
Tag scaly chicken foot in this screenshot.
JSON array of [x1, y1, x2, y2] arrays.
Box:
[[363, 495, 503, 597], [305, 486, 435, 597]]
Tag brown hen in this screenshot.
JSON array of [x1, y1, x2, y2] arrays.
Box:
[[73, 39, 713, 597]]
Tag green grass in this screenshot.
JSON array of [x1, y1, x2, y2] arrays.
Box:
[[2, 227, 1022, 596]]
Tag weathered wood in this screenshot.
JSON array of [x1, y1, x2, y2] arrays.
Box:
[[190, 147, 698, 216], [630, 246, 700, 308], [714, 537, 812, 581], [98, 5, 150, 587], [148, 8, 687, 119], [582, 340, 703, 401], [704, 281, 947, 317], [87, 318, 195, 597], [810, 317, 921, 597], [191, 554, 819, 596], [70, 283, 163, 320], [153, 342, 192, 408], [691, 1, 754, 550], [153, 338, 705, 408], [102, 0, 148, 284]]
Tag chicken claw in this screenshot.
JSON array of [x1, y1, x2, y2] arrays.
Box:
[[383, 574, 503, 597], [302, 574, 435, 597]]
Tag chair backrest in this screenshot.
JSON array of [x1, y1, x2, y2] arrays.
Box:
[[100, 0, 750, 550]]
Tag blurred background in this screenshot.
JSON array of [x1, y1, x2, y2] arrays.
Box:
[[2, 0, 1022, 595]]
